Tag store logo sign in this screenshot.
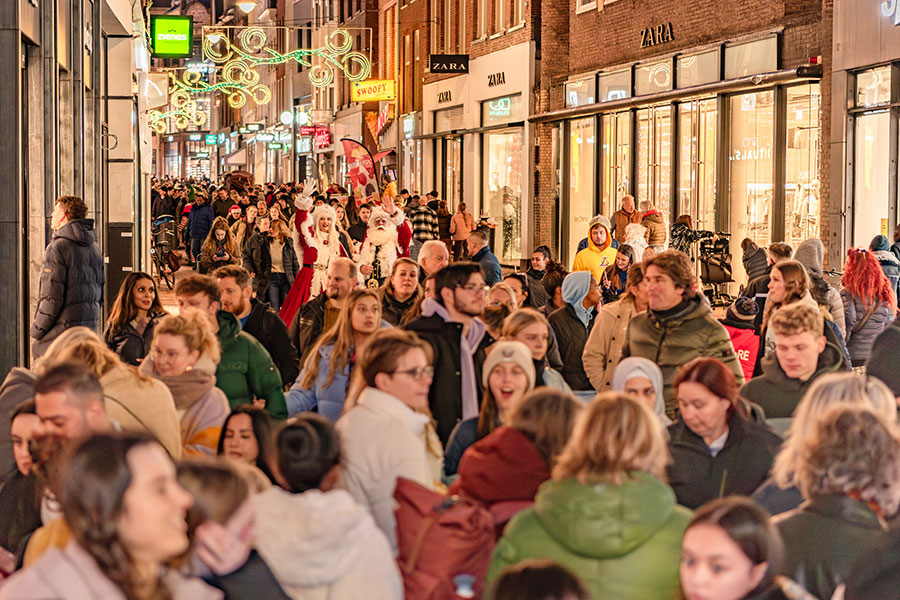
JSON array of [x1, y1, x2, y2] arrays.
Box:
[[882, 0, 900, 25], [256, 133, 275, 142], [640, 22, 674, 48], [351, 80, 396, 102], [430, 54, 469, 73], [488, 97, 512, 118], [437, 91, 452, 103], [150, 16, 194, 58], [488, 72, 506, 87], [205, 134, 217, 145]]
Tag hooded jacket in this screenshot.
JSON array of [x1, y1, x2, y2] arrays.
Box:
[[243, 298, 300, 387], [610, 357, 671, 427], [31, 219, 105, 358], [794, 239, 846, 336], [740, 341, 845, 419], [471, 244, 502, 286], [0, 368, 35, 485], [742, 242, 770, 282], [623, 294, 744, 417], [215, 310, 287, 421], [253, 487, 403, 600], [641, 210, 667, 246], [140, 355, 230, 457], [841, 290, 895, 366], [873, 249, 900, 298], [488, 472, 691, 600], [548, 272, 595, 391], [719, 316, 761, 382], [572, 221, 617, 283], [583, 296, 641, 393]]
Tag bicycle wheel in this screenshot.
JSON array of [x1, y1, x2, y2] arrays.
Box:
[[162, 261, 176, 289]]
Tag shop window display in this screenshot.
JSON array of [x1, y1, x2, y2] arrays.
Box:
[[678, 98, 717, 233], [636, 61, 673, 96], [568, 117, 596, 263], [784, 84, 821, 248], [853, 110, 891, 246], [601, 112, 632, 217], [677, 50, 719, 89], [855, 66, 892, 107], [636, 105, 672, 220], [484, 129, 524, 262]]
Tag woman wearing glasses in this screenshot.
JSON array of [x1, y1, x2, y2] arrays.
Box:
[[336, 329, 442, 552]]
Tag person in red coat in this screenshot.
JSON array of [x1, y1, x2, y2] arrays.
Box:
[[278, 180, 348, 325], [449, 389, 581, 536], [719, 296, 761, 382]]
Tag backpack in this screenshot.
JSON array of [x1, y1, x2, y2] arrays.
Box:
[[394, 477, 496, 600]]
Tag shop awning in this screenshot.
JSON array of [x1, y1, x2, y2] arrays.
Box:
[[529, 65, 823, 124], [224, 147, 247, 166]]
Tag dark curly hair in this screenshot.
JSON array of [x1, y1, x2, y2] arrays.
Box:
[[57, 195, 88, 220]]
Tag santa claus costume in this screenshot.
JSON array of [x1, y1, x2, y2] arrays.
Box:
[[278, 191, 347, 325], [355, 205, 412, 289]]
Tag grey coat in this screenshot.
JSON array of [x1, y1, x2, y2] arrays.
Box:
[[841, 291, 895, 366]]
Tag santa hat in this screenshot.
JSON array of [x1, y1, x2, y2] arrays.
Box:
[[310, 203, 337, 227]]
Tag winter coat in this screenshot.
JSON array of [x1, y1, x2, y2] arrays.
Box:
[[720, 319, 761, 382], [405, 313, 493, 444], [381, 289, 417, 326], [103, 311, 166, 366], [30, 219, 104, 358], [666, 411, 782, 509], [212, 197, 232, 219], [188, 202, 214, 239], [743, 244, 770, 282], [101, 364, 182, 460], [0, 540, 222, 600], [443, 418, 481, 477], [230, 219, 251, 250], [572, 222, 617, 283], [611, 208, 642, 244], [752, 476, 804, 518], [488, 472, 691, 600], [198, 240, 239, 274], [243, 298, 300, 387], [740, 341, 846, 420], [215, 310, 287, 421], [0, 471, 41, 556], [641, 210, 667, 246], [286, 342, 351, 422], [471, 245, 502, 286], [289, 293, 328, 365], [669, 222, 714, 255], [548, 304, 595, 391], [775, 495, 890, 600], [841, 291, 895, 366], [623, 295, 744, 418], [336, 387, 438, 551], [140, 356, 230, 457], [794, 238, 847, 336], [449, 212, 476, 241], [842, 527, 900, 599], [449, 426, 551, 527], [582, 296, 641, 393], [242, 233, 300, 297], [253, 486, 403, 600], [0, 368, 35, 485], [874, 249, 900, 300]]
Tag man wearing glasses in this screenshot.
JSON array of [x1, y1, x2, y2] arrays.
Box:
[[405, 263, 493, 444]]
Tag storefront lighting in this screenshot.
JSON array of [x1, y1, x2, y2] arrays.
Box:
[[280, 111, 294, 125], [236, 1, 257, 14]]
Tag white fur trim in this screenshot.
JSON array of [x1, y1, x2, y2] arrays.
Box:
[[295, 194, 313, 211]]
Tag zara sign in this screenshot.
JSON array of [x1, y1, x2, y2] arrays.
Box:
[[430, 54, 469, 74], [883, 0, 900, 25]]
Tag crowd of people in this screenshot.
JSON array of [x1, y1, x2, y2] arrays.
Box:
[[3, 181, 900, 599]]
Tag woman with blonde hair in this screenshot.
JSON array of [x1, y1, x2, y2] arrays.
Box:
[[501, 308, 570, 392], [488, 393, 691, 599], [776, 405, 900, 600], [286, 289, 383, 422], [140, 310, 230, 457], [483, 282, 518, 339], [753, 372, 897, 516], [38, 327, 182, 459], [199, 216, 239, 274]]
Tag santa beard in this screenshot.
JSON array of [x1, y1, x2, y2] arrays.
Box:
[[366, 226, 396, 248]]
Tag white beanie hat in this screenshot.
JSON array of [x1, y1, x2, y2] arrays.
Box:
[[482, 340, 536, 390]]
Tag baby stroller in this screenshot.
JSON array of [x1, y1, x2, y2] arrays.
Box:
[[699, 234, 734, 308]]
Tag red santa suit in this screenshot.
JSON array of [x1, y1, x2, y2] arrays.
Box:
[[278, 196, 346, 325], [354, 206, 412, 289]]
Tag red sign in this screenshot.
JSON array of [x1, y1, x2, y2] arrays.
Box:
[[314, 127, 332, 149], [376, 104, 394, 136], [299, 126, 316, 136]]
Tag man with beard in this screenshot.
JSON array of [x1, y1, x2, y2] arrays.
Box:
[[278, 180, 348, 327], [289, 257, 359, 364], [215, 265, 299, 387], [355, 195, 412, 290], [405, 262, 493, 444]]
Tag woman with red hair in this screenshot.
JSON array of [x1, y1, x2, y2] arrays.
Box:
[[666, 357, 782, 509], [841, 248, 897, 367]]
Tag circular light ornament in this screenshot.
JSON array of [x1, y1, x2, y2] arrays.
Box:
[[236, 1, 257, 14], [280, 111, 293, 125]]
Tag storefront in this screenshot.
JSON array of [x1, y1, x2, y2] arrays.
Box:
[[399, 112, 422, 193], [422, 42, 537, 265], [540, 33, 823, 267], [831, 0, 900, 264]]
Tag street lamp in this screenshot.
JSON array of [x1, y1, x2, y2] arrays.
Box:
[[236, 1, 257, 14], [280, 111, 293, 126]]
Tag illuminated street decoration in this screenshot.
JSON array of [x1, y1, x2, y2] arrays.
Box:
[[203, 27, 371, 88], [148, 73, 209, 133], [170, 63, 271, 109]]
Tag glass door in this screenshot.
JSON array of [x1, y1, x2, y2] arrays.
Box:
[[601, 112, 632, 219], [567, 117, 596, 264], [635, 105, 673, 221], [853, 110, 891, 246], [677, 98, 717, 232], [484, 129, 524, 262], [442, 136, 463, 209], [784, 84, 822, 248]]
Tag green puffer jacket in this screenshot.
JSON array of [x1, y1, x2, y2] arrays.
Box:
[[622, 295, 744, 418], [215, 311, 287, 421], [488, 472, 691, 599]]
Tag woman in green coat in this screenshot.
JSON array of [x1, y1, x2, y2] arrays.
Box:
[[488, 392, 691, 600]]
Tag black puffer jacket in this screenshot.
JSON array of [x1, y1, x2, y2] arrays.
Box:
[[243, 298, 299, 387], [548, 304, 595, 391], [103, 311, 167, 366], [30, 219, 104, 358]]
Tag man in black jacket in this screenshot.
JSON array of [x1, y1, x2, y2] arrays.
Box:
[[288, 258, 359, 364], [347, 203, 371, 244], [405, 262, 493, 444], [215, 265, 299, 387], [241, 215, 272, 297], [31, 196, 104, 359]]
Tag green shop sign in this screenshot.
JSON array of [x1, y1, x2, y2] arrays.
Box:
[[150, 15, 194, 59]]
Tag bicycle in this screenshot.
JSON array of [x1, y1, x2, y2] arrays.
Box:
[[151, 215, 179, 290]]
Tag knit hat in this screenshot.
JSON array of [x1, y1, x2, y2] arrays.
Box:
[[726, 296, 759, 323], [482, 341, 536, 390], [870, 234, 891, 252]]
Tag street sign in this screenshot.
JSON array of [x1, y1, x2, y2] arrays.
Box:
[[239, 127, 249, 134], [351, 80, 396, 102], [188, 133, 202, 141], [256, 133, 275, 142], [430, 54, 469, 74], [314, 127, 332, 149], [247, 123, 264, 132], [267, 142, 283, 150], [150, 15, 193, 59], [205, 134, 217, 145], [299, 126, 316, 136], [195, 152, 209, 158]]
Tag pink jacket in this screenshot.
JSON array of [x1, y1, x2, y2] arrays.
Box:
[[450, 212, 476, 241]]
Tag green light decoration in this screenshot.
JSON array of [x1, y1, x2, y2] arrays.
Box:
[[203, 27, 371, 89], [149, 74, 209, 133], [170, 66, 271, 110]]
